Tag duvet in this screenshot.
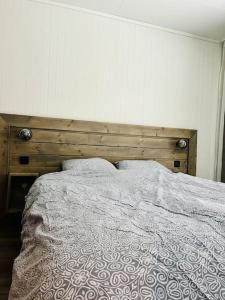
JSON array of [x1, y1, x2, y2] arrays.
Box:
[[9, 167, 225, 300]]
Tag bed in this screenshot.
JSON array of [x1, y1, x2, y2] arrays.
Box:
[[8, 159, 225, 299], [2, 113, 215, 299], [0, 113, 197, 215]]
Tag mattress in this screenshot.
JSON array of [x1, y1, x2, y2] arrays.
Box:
[[9, 167, 225, 299]]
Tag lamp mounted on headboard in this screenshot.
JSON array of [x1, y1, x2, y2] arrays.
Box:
[[176, 139, 188, 149], [18, 128, 32, 141]]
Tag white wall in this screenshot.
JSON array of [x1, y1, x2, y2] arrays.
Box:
[[0, 0, 222, 179]]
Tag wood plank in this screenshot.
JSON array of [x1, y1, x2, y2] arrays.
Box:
[[9, 162, 187, 176], [1, 113, 195, 138], [9, 166, 60, 175], [8, 172, 39, 177], [157, 159, 187, 173], [9, 161, 187, 174], [11, 155, 67, 167], [10, 127, 180, 149], [10, 155, 187, 174], [12, 142, 188, 159], [0, 117, 8, 215], [188, 131, 197, 176], [10, 154, 187, 167]]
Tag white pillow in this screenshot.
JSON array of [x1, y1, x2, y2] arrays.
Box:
[[62, 157, 116, 172], [116, 160, 171, 172]]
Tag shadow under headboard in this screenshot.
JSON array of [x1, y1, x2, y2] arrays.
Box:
[[0, 113, 197, 214]]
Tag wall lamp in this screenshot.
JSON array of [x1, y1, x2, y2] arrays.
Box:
[[176, 139, 188, 149], [18, 128, 32, 141]]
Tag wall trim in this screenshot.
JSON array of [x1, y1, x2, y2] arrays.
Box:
[[28, 0, 220, 44], [215, 42, 225, 181]]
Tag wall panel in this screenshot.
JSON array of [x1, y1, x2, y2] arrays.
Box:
[[0, 0, 222, 179]]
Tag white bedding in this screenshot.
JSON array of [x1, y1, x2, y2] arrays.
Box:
[[9, 166, 225, 299]]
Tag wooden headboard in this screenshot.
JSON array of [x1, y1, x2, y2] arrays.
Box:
[[0, 113, 197, 214]]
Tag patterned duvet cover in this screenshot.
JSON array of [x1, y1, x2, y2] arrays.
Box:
[[9, 167, 225, 300]]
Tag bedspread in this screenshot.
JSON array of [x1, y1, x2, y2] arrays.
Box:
[[9, 167, 225, 300]]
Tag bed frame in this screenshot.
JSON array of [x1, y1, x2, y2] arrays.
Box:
[[0, 113, 197, 214]]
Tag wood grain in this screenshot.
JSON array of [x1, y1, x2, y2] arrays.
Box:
[[0, 113, 197, 214], [10, 127, 180, 148], [12, 143, 187, 159], [0, 117, 9, 216], [188, 131, 197, 176], [2, 114, 194, 137]]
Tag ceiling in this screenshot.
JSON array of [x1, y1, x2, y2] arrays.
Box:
[[48, 0, 225, 41]]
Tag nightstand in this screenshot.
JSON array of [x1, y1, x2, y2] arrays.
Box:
[[6, 173, 39, 213]]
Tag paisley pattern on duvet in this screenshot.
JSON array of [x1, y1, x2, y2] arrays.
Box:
[[9, 168, 225, 300]]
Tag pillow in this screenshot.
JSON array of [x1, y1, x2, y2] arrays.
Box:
[[62, 157, 116, 172], [116, 160, 171, 172]]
